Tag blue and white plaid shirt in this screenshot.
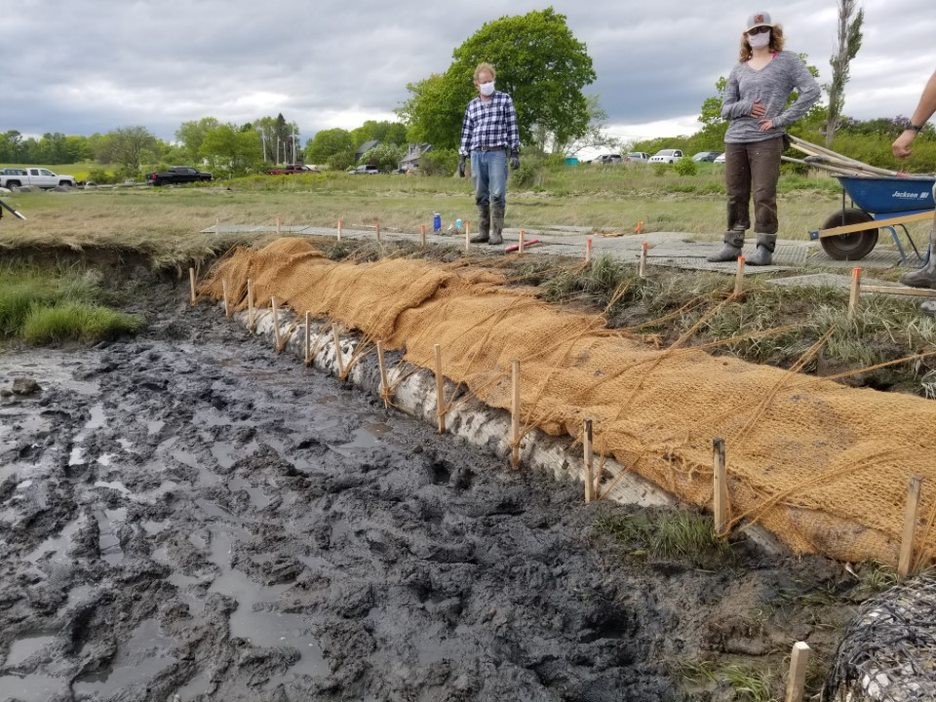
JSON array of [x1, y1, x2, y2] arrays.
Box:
[[459, 91, 521, 156]]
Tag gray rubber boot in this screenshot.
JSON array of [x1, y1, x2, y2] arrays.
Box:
[[706, 229, 745, 262], [489, 204, 504, 245], [470, 207, 490, 243], [900, 236, 936, 289], [747, 233, 777, 266]]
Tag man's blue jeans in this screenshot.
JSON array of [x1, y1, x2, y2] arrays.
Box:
[[470, 149, 507, 210]]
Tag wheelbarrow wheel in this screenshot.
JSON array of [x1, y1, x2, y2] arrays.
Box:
[[819, 208, 879, 260]]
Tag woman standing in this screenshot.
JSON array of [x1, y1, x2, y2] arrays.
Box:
[[707, 12, 820, 265]]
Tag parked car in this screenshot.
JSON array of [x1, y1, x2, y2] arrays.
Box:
[[624, 152, 650, 163], [265, 163, 317, 175], [648, 149, 684, 164], [146, 166, 213, 186], [349, 165, 379, 175], [691, 151, 722, 162], [595, 153, 623, 164], [713, 153, 727, 164], [0, 167, 77, 189]]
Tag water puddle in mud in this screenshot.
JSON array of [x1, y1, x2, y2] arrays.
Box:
[[329, 422, 390, 456], [211, 439, 258, 470], [229, 475, 270, 509], [4, 635, 55, 667], [26, 518, 82, 563], [207, 526, 326, 676], [94, 508, 126, 564], [72, 618, 176, 698], [0, 672, 67, 700]]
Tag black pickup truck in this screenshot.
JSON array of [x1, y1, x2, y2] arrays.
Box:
[[146, 166, 213, 186]]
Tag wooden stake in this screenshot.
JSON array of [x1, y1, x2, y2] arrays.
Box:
[[221, 279, 230, 317], [247, 278, 255, 330], [583, 418, 594, 503], [585, 237, 592, 264], [848, 266, 862, 320], [518, 229, 525, 255], [713, 438, 729, 534], [332, 324, 345, 378], [304, 312, 311, 365], [271, 297, 281, 351], [733, 256, 745, 297], [784, 641, 811, 702], [465, 225, 470, 253], [434, 344, 446, 433], [188, 267, 197, 305], [377, 341, 390, 407], [638, 241, 648, 278], [511, 359, 521, 467], [420, 224, 426, 246], [376, 222, 381, 243], [898, 475, 923, 578], [337, 218, 343, 241], [276, 216, 281, 235]]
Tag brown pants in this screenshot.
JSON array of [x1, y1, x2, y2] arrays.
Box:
[[724, 136, 784, 238]]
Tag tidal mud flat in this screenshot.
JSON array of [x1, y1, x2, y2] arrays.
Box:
[[0, 277, 858, 702]]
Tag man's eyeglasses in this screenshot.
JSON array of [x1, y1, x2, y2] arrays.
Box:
[[747, 26, 771, 35]]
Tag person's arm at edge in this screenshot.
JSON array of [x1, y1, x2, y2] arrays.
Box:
[[772, 53, 821, 127], [893, 70, 936, 158], [506, 95, 521, 154]]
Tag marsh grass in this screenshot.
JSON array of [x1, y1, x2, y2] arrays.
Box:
[[0, 266, 142, 344], [676, 660, 776, 701], [21, 303, 144, 343], [593, 510, 738, 570], [0, 164, 892, 269]]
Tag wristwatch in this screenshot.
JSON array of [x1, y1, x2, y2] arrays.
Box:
[[908, 123, 924, 132]]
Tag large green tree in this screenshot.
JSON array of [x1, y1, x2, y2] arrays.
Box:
[[94, 126, 160, 174], [399, 7, 596, 151], [305, 128, 354, 164], [176, 117, 220, 162], [349, 120, 408, 149]]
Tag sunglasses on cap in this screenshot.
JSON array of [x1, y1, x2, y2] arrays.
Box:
[[747, 25, 771, 35]]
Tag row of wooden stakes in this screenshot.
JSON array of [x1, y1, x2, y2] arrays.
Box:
[[189, 267, 930, 584], [188, 269, 899, 702]]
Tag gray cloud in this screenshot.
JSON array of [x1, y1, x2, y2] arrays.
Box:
[[1, 0, 933, 143]]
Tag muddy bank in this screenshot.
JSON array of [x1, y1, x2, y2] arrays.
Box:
[[0, 277, 860, 701]]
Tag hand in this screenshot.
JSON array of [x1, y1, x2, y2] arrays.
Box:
[[509, 153, 520, 170], [757, 118, 775, 132], [751, 99, 766, 118], [457, 155, 466, 178], [893, 130, 916, 159]]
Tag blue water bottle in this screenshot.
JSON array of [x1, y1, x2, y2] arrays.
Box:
[[433, 212, 442, 233]]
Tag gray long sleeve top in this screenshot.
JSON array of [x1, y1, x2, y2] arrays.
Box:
[[721, 50, 820, 144]]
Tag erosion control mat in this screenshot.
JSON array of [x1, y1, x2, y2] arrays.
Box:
[[205, 238, 936, 566]]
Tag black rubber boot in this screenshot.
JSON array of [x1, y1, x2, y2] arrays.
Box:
[[489, 204, 505, 245], [706, 229, 745, 262], [747, 233, 777, 266], [470, 206, 491, 244]]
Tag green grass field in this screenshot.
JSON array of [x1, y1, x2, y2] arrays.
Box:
[[0, 162, 889, 266]]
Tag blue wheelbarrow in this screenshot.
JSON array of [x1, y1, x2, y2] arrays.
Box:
[[810, 175, 936, 261]]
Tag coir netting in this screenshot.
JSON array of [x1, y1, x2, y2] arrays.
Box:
[[203, 238, 936, 565]]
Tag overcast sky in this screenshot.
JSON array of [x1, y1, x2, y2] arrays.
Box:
[[2, 0, 934, 149]]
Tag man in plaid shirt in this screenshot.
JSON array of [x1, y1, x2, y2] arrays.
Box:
[[458, 62, 520, 245]]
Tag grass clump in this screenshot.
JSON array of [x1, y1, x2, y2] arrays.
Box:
[[677, 660, 775, 701], [594, 509, 739, 570], [0, 266, 143, 345], [21, 304, 143, 344]]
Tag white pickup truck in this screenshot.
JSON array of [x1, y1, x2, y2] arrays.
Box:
[[0, 167, 77, 189]]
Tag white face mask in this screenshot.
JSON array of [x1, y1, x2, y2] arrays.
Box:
[[748, 30, 771, 49], [479, 81, 495, 97]]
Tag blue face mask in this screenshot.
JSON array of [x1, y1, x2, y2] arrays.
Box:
[[479, 81, 495, 97]]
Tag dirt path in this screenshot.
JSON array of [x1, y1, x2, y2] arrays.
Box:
[[0, 280, 858, 701]]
